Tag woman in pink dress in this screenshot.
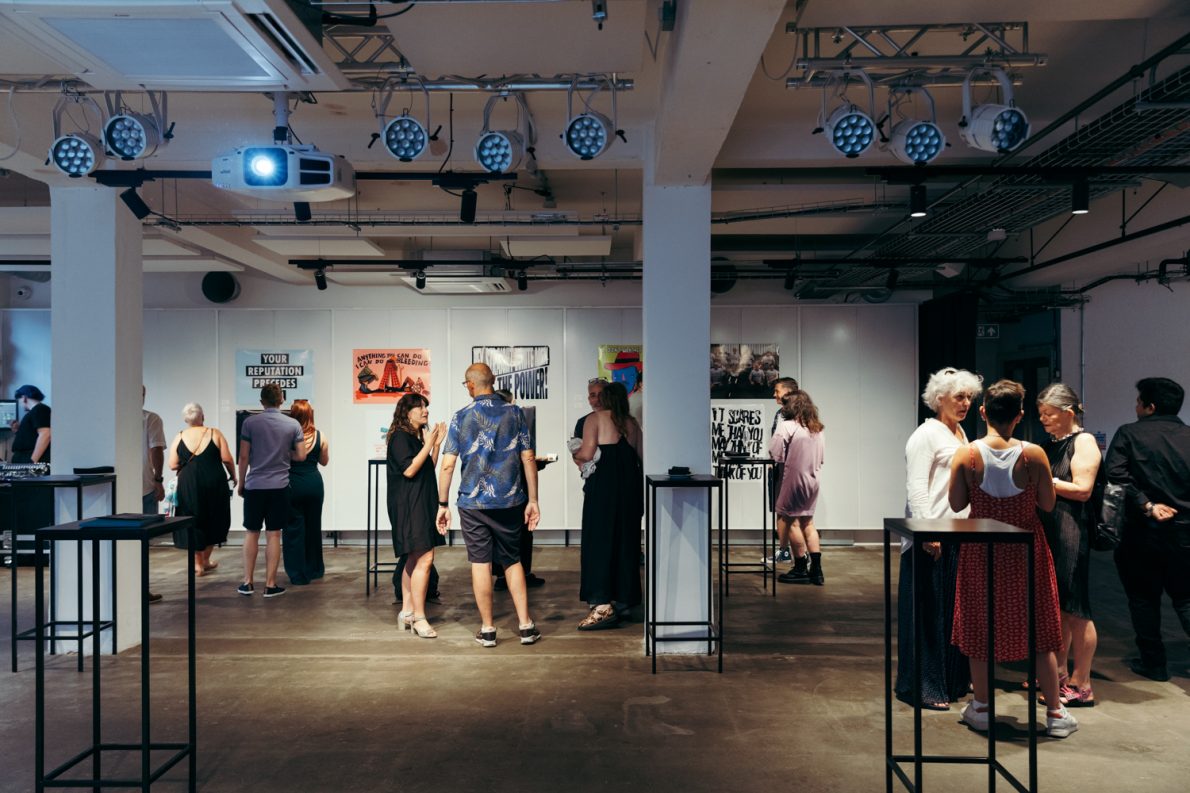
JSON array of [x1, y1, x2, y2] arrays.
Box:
[[768, 390, 826, 585], [947, 379, 1077, 738]]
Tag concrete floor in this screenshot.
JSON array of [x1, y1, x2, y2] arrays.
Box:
[[2, 545, 1188, 792]]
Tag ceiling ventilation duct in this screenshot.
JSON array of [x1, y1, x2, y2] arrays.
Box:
[[0, 0, 348, 91]]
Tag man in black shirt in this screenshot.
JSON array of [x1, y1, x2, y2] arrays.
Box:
[[10, 384, 51, 464], [1105, 377, 1190, 682]]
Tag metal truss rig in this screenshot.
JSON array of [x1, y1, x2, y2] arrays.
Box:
[[786, 22, 1047, 89]]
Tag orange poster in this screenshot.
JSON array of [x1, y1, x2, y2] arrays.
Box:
[[352, 348, 431, 404]]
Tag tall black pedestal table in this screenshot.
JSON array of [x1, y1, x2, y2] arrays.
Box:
[[714, 457, 776, 597]]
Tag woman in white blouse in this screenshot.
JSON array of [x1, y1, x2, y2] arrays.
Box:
[[895, 367, 982, 710]]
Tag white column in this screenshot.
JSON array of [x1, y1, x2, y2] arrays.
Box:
[[642, 173, 712, 652], [50, 185, 144, 652]]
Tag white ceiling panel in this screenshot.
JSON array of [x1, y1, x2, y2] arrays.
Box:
[[500, 235, 613, 257], [252, 237, 387, 256], [143, 257, 241, 273]]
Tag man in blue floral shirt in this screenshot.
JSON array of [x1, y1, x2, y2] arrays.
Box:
[[438, 362, 541, 647]]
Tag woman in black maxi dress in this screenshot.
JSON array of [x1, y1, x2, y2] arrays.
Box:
[[169, 403, 235, 575], [283, 400, 329, 586], [387, 393, 446, 638], [575, 382, 643, 630]]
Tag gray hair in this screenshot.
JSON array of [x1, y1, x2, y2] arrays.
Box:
[[181, 402, 205, 426], [922, 367, 983, 412], [1037, 383, 1084, 415]]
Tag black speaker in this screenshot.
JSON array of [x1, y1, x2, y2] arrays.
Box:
[[201, 272, 240, 304]]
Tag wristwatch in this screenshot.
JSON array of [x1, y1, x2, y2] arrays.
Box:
[[1143, 502, 1154, 517]]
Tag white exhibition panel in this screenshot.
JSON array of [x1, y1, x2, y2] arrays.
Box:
[[5, 303, 917, 540]]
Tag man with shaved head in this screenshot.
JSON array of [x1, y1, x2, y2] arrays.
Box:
[[438, 362, 542, 647]]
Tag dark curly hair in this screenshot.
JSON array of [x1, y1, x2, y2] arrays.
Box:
[[386, 392, 430, 444]]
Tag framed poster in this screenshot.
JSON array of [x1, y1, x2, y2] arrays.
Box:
[[235, 349, 313, 406], [710, 343, 779, 399], [471, 346, 550, 400], [597, 344, 643, 396], [353, 349, 430, 404]]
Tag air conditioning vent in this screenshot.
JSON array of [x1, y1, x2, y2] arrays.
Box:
[[395, 264, 514, 294]]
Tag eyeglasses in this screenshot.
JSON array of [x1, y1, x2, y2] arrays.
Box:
[[588, 378, 609, 385]]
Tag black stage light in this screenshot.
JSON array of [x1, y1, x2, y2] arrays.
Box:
[[909, 184, 928, 218], [886, 269, 900, 291], [314, 268, 328, 291], [460, 188, 478, 224], [294, 202, 312, 222], [415, 270, 426, 290], [1071, 179, 1089, 215], [517, 270, 528, 291], [783, 267, 798, 291], [119, 188, 152, 220]]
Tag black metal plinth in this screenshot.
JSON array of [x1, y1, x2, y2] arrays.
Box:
[[365, 459, 401, 597], [883, 518, 1038, 793], [10, 474, 119, 673], [35, 516, 197, 792], [714, 457, 777, 597], [645, 475, 723, 674]]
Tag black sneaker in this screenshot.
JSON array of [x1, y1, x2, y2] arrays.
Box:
[[519, 623, 541, 645], [525, 574, 546, 588], [1127, 658, 1170, 682], [263, 586, 286, 599], [493, 577, 509, 592], [475, 627, 497, 648], [236, 583, 254, 596]]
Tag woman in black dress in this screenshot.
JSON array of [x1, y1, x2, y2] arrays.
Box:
[[1037, 383, 1101, 707], [387, 393, 446, 638], [283, 400, 330, 586], [573, 381, 643, 630], [168, 403, 235, 576]]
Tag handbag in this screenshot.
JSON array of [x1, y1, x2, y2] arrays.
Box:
[[1091, 481, 1126, 551]]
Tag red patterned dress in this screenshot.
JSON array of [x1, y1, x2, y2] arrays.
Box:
[[953, 442, 1063, 661]]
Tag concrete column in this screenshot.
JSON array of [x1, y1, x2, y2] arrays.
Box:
[[50, 185, 144, 652], [642, 172, 712, 652]]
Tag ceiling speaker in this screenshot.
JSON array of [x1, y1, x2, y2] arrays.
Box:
[[201, 272, 240, 304]]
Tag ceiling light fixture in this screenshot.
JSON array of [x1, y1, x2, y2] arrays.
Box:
[[377, 80, 431, 162], [474, 94, 534, 174], [909, 184, 928, 218], [294, 201, 312, 222], [887, 87, 946, 165], [817, 71, 876, 158], [517, 270, 528, 291], [1071, 178, 1090, 215], [959, 67, 1030, 153], [119, 188, 152, 220], [886, 269, 900, 291], [783, 265, 798, 291], [415, 269, 426, 290], [49, 133, 101, 177], [101, 91, 169, 161], [563, 76, 621, 160], [460, 188, 478, 223], [314, 268, 328, 291], [591, 0, 608, 30]]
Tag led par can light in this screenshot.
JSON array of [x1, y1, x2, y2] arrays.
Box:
[[960, 68, 1031, 154], [889, 119, 946, 164], [49, 133, 101, 177], [383, 114, 428, 162], [564, 111, 612, 160], [103, 113, 159, 161], [474, 130, 524, 174], [824, 104, 875, 158]]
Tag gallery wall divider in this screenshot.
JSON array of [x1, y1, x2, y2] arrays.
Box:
[[4, 302, 917, 546]]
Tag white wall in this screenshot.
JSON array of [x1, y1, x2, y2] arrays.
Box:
[[1068, 279, 1189, 442], [2, 281, 919, 541]]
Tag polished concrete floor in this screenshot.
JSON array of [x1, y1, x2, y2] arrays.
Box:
[[2, 545, 1188, 792]]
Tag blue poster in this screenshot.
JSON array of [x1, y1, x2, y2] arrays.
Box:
[[235, 349, 314, 406]]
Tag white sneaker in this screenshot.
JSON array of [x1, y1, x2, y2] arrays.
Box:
[[1046, 707, 1079, 738], [961, 701, 989, 732]]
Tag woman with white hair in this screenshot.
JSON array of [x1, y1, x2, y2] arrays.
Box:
[[168, 402, 236, 576], [895, 367, 982, 710]]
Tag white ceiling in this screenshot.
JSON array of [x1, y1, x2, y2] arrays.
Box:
[[0, 0, 1187, 295]]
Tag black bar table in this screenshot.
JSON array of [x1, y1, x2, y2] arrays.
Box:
[[35, 515, 196, 792], [713, 456, 777, 597], [11, 474, 119, 673], [644, 474, 723, 674], [883, 517, 1037, 793]]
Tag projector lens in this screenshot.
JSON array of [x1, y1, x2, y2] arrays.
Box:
[[243, 147, 287, 186]]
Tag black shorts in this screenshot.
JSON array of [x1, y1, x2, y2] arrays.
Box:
[[459, 504, 525, 566], [243, 488, 290, 532]]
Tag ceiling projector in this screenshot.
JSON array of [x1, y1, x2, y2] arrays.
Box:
[[211, 144, 355, 202]]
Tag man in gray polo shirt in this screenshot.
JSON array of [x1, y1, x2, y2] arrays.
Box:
[[236, 383, 306, 598]]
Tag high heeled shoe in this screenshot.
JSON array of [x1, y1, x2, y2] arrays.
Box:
[[411, 616, 437, 638], [398, 610, 414, 631]]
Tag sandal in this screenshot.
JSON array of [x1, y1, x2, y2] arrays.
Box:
[[411, 616, 438, 639], [578, 604, 620, 631], [398, 610, 414, 631]]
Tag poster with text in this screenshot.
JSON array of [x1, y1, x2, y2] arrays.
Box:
[[710, 343, 779, 399], [710, 401, 769, 480], [235, 349, 313, 406], [471, 346, 550, 401], [597, 344, 643, 396], [352, 348, 431, 404]]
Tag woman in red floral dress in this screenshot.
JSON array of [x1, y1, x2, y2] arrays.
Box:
[[947, 380, 1078, 738]]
